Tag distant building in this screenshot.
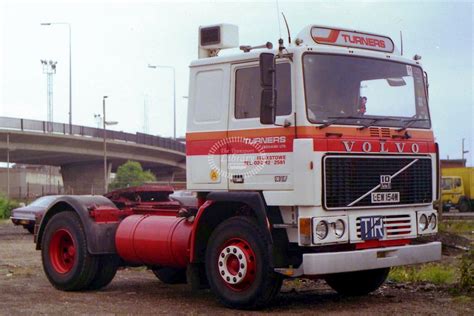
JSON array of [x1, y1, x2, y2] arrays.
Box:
[[0, 164, 63, 199], [440, 159, 466, 169]]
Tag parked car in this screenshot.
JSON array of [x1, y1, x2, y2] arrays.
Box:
[[170, 190, 197, 208], [10, 196, 59, 234]]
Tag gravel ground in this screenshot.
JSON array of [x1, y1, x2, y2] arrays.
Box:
[[0, 220, 472, 315]]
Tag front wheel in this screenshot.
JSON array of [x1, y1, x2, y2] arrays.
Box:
[[458, 199, 471, 213], [325, 268, 390, 296], [205, 216, 282, 309], [41, 211, 98, 291]]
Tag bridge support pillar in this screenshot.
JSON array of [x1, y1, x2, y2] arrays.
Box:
[[61, 161, 111, 195]]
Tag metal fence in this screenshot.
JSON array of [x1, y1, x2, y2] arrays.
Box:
[[0, 184, 64, 201], [0, 117, 185, 153]]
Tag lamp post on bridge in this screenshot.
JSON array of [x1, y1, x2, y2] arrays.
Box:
[[102, 96, 118, 193]]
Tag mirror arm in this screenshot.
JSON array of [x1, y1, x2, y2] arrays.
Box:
[[273, 119, 292, 128], [276, 52, 294, 62]]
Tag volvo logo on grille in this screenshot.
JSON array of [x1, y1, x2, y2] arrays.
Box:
[[380, 175, 392, 189]]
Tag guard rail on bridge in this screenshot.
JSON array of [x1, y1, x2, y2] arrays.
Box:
[[0, 117, 185, 153]]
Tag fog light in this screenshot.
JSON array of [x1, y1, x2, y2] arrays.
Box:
[[419, 214, 428, 231], [429, 214, 437, 230], [334, 219, 345, 238], [315, 220, 329, 240]]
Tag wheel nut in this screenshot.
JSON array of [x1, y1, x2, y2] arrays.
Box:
[[233, 277, 237, 282], [233, 248, 237, 253], [240, 263, 245, 269], [238, 254, 242, 259]]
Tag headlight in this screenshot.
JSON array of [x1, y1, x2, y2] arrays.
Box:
[[334, 219, 345, 238], [315, 220, 329, 240], [419, 214, 428, 231], [429, 214, 437, 229]]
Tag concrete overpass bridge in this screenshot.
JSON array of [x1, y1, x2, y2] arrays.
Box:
[[0, 117, 186, 194]]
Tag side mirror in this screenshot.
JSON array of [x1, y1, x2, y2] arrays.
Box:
[[259, 53, 276, 125], [260, 53, 275, 87], [260, 88, 277, 124]]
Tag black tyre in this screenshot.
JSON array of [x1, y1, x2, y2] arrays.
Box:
[[41, 211, 98, 291], [325, 268, 390, 296], [205, 216, 283, 309], [458, 199, 470, 213], [152, 267, 187, 284], [87, 255, 119, 290]]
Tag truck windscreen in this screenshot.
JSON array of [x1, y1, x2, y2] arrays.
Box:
[[303, 53, 430, 129]]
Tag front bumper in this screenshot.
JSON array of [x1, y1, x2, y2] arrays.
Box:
[[278, 242, 442, 276], [10, 217, 35, 227]]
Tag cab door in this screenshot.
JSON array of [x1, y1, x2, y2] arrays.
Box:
[[227, 60, 295, 190]]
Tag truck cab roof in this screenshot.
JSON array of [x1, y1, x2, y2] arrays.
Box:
[[191, 24, 422, 68]]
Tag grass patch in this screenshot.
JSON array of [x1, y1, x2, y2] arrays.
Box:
[[389, 264, 457, 285], [0, 197, 19, 219], [439, 220, 474, 235]]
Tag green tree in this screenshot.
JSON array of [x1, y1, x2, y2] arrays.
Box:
[[109, 161, 156, 190]]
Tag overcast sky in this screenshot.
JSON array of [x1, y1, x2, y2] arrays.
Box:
[[0, 0, 472, 165]]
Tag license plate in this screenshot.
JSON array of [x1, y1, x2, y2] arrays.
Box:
[[360, 216, 384, 240], [371, 192, 400, 203]]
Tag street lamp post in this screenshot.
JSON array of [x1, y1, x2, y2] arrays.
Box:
[[102, 96, 118, 193], [462, 138, 469, 164], [6, 133, 10, 199], [41, 22, 72, 133], [147, 64, 176, 139]]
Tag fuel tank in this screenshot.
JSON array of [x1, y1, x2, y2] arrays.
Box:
[[115, 214, 193, 268]]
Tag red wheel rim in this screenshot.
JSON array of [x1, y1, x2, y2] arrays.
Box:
[[49, 228, 76, 274], [217, 238, 257, 291]]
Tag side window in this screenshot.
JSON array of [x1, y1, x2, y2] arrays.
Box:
[[194, 69, 224, 123], [235, 63, 291, 119]]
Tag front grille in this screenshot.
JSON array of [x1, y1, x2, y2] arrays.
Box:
[[368, 127, 391, 138], [354, 214, 415, 240], [324, 156, 433, 209]]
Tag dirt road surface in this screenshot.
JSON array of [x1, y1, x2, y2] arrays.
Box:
[[0, 220, 472, 315]]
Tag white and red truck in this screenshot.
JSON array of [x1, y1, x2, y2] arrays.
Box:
[[34, 24, 441, 309]]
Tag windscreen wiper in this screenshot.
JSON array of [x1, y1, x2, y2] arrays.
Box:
[[357, 117, 404, 130], [318, 116, 365, 129], [397, 118, 429, 132]]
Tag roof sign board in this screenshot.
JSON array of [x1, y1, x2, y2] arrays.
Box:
[[311, 27, 394, 53]]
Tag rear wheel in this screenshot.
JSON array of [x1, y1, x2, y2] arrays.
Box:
[[152, 267, 187, 284], [325, 268, 390, 296], [25, 226, 34, 234], [86, 255, 119, 290], [205, 216, 282, 309], [41, 211, 98, 291]]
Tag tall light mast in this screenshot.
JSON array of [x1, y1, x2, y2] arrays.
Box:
[[41, 60, 57, 132]]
